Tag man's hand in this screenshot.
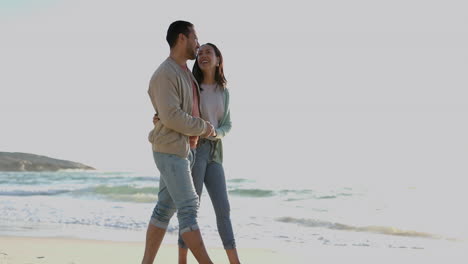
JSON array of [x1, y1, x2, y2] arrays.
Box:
[[201, 121, 215, 138], [153, 114, 160, 125], [154, 114, 215, 138]]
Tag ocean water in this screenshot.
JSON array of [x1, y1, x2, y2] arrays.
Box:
[[0, 170, 466, 254]]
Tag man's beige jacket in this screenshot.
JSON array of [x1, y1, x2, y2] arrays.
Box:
[[148, 57, 207, 158]]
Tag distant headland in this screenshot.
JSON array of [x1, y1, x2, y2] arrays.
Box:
[[0, 152, 95, 172]]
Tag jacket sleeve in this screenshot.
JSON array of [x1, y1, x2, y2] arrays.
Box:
[[214, 109, 231, 139], [213, 89, 232, 139], [148, 69, 207, 136]]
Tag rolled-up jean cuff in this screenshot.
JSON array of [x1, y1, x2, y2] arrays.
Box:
[[224, 242, 236, 250], [178, 243, 187, 249], [149, 217, 169, 229], [179, 224, 200, 235]]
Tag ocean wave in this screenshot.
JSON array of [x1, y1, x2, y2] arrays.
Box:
[[228, 188, 275, 197], [0, 189, 72, 196], [276, 217, 444, 239], [227, 178, 254, 183], [278, 189, 315, 195], [0, 184, 159, 203], [0, 167, 155, 182], [90, 185, 158, 203], [131, 176, 157, 181], [92, 185, 157, 195], [228, 187, 352, 200], [228, 187, 318, 198]]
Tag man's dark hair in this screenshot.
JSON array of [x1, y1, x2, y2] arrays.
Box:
[[166, 20, 193, 48]]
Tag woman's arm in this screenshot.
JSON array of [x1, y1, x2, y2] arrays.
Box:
[[213, 109, 231, 139]]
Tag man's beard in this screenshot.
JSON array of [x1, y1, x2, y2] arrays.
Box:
[[186, 45, 196, 60]]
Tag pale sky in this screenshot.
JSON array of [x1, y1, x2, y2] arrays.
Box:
[[1, 0, 467, 185]]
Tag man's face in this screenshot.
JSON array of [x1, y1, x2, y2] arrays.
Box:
[[185, 27, 200, 60]]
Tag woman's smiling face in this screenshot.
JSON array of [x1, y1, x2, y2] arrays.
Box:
[[197, 44, 218, 71]]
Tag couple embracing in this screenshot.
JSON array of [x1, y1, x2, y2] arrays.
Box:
[[141, 21, 241, 264]]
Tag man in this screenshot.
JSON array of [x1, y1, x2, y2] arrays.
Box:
[[141, 21, 215, 264]]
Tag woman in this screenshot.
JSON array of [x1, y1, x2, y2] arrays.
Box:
[[154, 43, 240, 264]]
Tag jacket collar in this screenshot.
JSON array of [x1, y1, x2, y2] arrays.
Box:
[[166, 57, 200, 90]]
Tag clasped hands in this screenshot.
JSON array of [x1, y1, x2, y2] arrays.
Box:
[[152, 114, 216, 138]]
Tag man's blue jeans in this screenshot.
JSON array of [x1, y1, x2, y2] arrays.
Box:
[[150, 150, 200, 235]]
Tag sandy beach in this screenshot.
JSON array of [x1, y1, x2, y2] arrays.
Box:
[[0, 236, 300, 264], [2, 235, 467, 264]]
